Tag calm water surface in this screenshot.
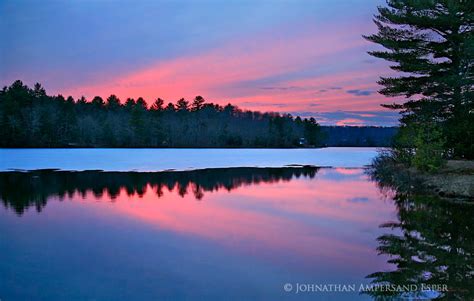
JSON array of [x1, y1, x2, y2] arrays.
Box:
[[1, 151, 472, 300], [0, 147, 378, 171], [1, 167, 396, 300]]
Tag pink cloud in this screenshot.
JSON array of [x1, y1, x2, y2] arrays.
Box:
[[336, 118, 366, 126], [57, 20, 400, 124]]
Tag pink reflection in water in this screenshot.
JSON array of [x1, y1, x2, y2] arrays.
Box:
[[64, 168, 394, 275]]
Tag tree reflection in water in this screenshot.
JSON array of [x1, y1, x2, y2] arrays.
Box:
[[366, 171, 474, 300], [0, 167, 319, 215]]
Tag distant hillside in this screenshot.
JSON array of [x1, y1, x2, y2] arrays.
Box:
[[320, 126, 397, 147]]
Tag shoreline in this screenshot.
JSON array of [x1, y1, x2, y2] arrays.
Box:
[[0, 165, 362, 174], [411, 161, 474, 200], [371, 159, 474, 200]]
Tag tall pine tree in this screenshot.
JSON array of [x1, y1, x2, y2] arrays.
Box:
[[365, 0, 474, 159]]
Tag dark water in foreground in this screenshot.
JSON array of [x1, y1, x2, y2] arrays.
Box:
[[0, 168, 472, 300]]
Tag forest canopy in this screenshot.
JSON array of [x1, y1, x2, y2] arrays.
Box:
[[0, 80, 395, 148]]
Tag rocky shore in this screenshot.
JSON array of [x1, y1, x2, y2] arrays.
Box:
[[418, 161, 474, 199], [369, 158, 474, 201]]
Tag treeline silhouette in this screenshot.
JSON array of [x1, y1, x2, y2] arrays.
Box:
[[320, 126, 396, 147], [0, 167, 319, 215], [0, 80, 396, 148], [0, 81, 321, 148]]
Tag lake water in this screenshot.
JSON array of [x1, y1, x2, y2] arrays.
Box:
[[1, 149, 472, 300], [0, 147, 378, 171]]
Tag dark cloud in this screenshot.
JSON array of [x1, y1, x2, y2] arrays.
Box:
[[271, 103, 290, 108], [346, 89, 375, 96], [241, 101, 289, 108], [347, 197, 369, 203], [259, 86, 299, 91], [315, 87, 342, 93], [258, 86, 348, 95]]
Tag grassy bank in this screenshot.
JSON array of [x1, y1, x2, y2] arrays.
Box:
[[369, 153, 474, 200]]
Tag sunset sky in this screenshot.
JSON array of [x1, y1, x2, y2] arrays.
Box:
[[0, 0, 401, 126]]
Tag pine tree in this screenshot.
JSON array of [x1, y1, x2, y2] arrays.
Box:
[[365, 0, 474, 159], [191, 96, 205, 111], [150, 98, 165, 112], [91, 96, 105, 109], [176, 98, 189, 111], [106, 94, 121, 111]]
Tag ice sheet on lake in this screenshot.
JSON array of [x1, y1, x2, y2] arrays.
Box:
[[0, 147, 379, 172]]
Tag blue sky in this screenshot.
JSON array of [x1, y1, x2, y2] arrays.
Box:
[[0, 0, 400, 126]]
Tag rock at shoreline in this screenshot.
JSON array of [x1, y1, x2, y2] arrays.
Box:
[[416, 160, 474, 199]]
